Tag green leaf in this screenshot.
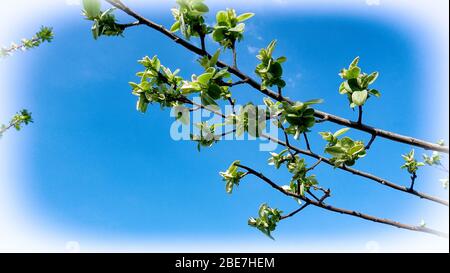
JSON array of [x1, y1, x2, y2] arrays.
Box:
[[303, 99, 323, 106], [366, 72, 379, 85], [176, 0, 189, 10], [207, 84, 222, 100], [229, 23, 245, 33], [339, 82, 347, 94], [197, 72, 214, 84], [369, 89, 381, 97], [333, 127, 350, 138], [348, 144, 365, 156], [216, 10, 227, 23], [325, 146, 346, 156], [83, 0, 101, 18], [236, 12, 255, 22], [269, 62, 282, 77], [201, 93, 218, 106], [346, 66, 361, 79], [170, 21, 180, 32], [349, 56, 360, 68], [319, 132, 333, 142], [276, 56, 287, 63], [352, 90, 368, 106], [192, 1, 209, 13], [209, 49, 221, 67]]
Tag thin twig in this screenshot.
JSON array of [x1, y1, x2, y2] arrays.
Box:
[[365, 134, 377, 150], [220, 79, 249, 87], [303, 132, 311, 152], [409, 172, 417, 191], [200, 33, 206, 52], [306, 158, 322, 173], [188, 106, 201, 112], [236, 163, 448, 238], [357, 105, 363, 124], [280, 203, 310, 220], [319, 189, 331, 203], [219, 129, 237, 137], [307, 189, 321, 202], [279, 121, 295, 158]]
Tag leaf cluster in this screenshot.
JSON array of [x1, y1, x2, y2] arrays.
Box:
[[0, 109, 33, 137], [400, 149, 425, 174], [129, 55, 184, 113], [423, 151, 442, 166], [248, 203, 282, 240], [268, 150, 318, 198], [181, 51, 231, 106], [275, 99, 322, 139], [0, 26, 54, 58], [190, 122, 223, 151], [82, 0, 124, 39], [338, 57, 380, 108], [219, 160, 246, 193], [320, 128, 366, 167], [212, 9, 254, 49], [170, 0, 210, 39], [255, 40, 286, 90]]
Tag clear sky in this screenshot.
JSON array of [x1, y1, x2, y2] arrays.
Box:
[[0, 0, 448, 251]]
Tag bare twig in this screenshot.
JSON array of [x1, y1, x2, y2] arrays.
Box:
[[306, 158, 322, 173], [409, 172, 417, 191], [279, 121, 295, 158], [365, 134, 377, 150], [307, 189, 321, 202], [303, 132, 311, 152], [280, 203, 310, 220], [357, 105, 363, 124], [200, 33, 206, 52]]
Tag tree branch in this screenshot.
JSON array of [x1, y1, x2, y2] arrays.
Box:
[[104, 0, 449, 154], [260, 133, 449, 206], [174, 93, 448, 207], [236, 163, 448, 238]]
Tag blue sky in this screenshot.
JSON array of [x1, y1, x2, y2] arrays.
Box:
[[1, 0, 448, 249]]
